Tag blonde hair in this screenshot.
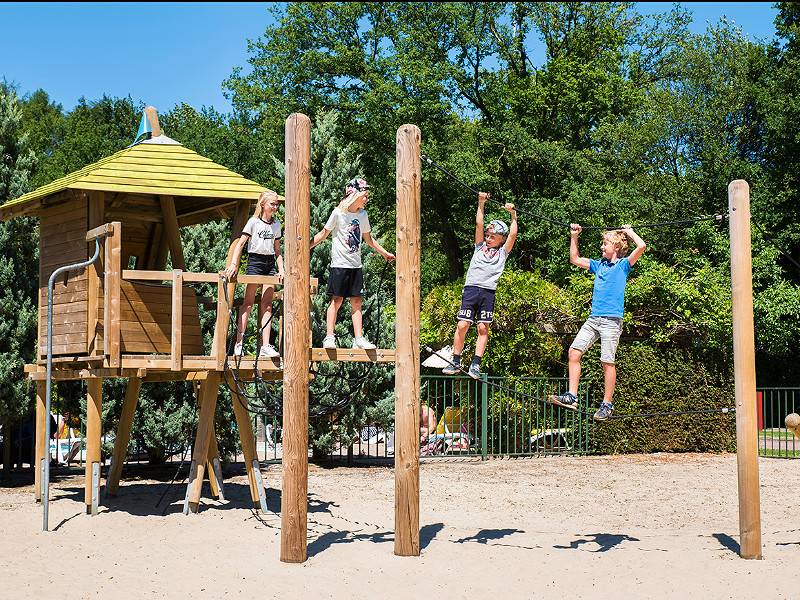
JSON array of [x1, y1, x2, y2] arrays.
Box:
[[337, 190, 362, 212], [603, 230, 630, 257], [253, 190, 279, 220]]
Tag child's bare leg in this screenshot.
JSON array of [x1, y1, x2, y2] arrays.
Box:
[[568, 347, 583, 397], [475, 322, 489, 356], [601, 361, 616, 404], [259, 285, 275, 344], [326, 296, 344, 336], [452, 319, 472, 355], [236, 284, 258, 344], [350, 296, 363, 338]]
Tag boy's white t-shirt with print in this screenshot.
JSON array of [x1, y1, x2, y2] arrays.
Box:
[[325, 207, 371, 268]]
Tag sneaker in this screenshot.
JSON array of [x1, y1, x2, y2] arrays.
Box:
[[549, 392, 578, 411], [352, 336, 376, 350], [468, 362, 481, 379], [593, 403, 614, 421], [233, 342, 244, 356], [259, 344, 280, 358], [322, 335, 336, 349], [442, 362, 460, 375]]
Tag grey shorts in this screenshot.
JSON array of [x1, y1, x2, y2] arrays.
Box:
[[570, 316, 623, 364]]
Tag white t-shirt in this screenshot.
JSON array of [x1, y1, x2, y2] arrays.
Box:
[[324, 207, 371, 268], [242, 216, 282, 255], [463, 242, 509, 291]]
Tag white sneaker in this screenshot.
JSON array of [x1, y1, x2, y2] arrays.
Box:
[[233, 342, 244, 356], [352, 336, 376, 350], [322, 335, 337, 349], [259, 344, 280, 358]]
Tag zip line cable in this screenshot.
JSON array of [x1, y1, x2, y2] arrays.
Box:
[[420, 154, 727, 231]]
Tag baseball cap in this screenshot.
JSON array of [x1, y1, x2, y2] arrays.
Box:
[[345, 178, 369, 196], [487, 220, 509, 236]]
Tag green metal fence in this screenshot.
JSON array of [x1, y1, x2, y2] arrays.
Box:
[[758, 388, 799, 459], [420, 375, 593, 458]]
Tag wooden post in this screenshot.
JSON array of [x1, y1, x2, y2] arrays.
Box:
[[231, 390, 263, 506], [281, 112, 311, 564], [394, 124, 421, 556], [85, 377, 102, 514], [171, 269, 183, 371], [105, 377, 142, 496], [186, 371, 221, 512], [34, 380, 46, 500], [728, 180, 762, 560], [104, 223, 122, 368], [87, 191, 104, 355]]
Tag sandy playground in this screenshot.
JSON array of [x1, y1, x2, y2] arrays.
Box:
[[1, 453, 798, 600]]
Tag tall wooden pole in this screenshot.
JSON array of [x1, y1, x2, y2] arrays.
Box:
[[281, 113, 311, 563], [85, 377, 102, 514], [394, 124, 421, 556], [728, 180, 762, 560]]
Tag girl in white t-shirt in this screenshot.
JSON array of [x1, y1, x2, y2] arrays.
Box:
[[310, 178, 395, 349], [225, 190, 284, 357]]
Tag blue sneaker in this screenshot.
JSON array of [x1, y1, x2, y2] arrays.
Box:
[[468, 362, 480, 379], [549, 392, 578, 411], [593, 403, 614, 421], [442, 361, 461, 375]]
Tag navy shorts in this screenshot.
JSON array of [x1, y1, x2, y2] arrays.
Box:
[[326, 267, 364, 298], [457, 285, 496, 323], [245, 254, 277, 276]]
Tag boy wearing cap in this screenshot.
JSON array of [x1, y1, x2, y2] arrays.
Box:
[[443, 192, 517, 378], [311, 177, 395, 350]]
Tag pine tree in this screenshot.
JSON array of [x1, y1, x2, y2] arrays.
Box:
[[0, 81, 38, 455]]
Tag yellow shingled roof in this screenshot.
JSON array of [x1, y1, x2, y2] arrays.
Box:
[[1, 141, 274, 220]]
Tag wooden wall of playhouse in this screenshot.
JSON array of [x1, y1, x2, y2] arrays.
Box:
[[37, 191, 204, 360]]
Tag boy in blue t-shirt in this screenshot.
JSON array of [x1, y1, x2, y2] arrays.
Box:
[[549, 223, 647, 420]]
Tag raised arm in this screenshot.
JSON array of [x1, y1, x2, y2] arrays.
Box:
[[503, 203, 518, 253], [474, 192, 488, 245], [622, 225, 647, 266], [569, 224, 590, 270]]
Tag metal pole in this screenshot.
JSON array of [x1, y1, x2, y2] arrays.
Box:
[[43, 238, 102, 531]]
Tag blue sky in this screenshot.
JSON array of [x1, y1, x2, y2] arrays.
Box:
[[0, 2, 781, 116]]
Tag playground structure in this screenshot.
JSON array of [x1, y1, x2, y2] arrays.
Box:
[[1, 108, 763, 561]]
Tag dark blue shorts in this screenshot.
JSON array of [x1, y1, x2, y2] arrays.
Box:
[[245, 253, 277, 276], [326, 267, 364, 298], [457, 285, 496, 323]]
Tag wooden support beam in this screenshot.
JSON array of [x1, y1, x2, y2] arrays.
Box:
[[231, 390, 264, 507], [104, 222, 122, 368], [394, 124, 421, 557], [105, 377, 142, 496], [85, 377, 103, 514], [34, 380, 46, 501], [87, 192, 105, 356], [281, 112, 311, 564], [171, 270, 183, 371], [159, 195, 186, 270], [186, 371, 220, 512], [729, 180, 762, 560]]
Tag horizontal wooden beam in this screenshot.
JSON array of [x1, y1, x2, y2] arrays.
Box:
[[85, 222, 115, 241]]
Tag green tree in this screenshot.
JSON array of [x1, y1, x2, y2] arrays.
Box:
[[0, 81, 38, 437]]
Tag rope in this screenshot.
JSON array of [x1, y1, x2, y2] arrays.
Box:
[[420, 154, 727, 231], [422, 346, 734, 420], [751, 216, 800, 271]]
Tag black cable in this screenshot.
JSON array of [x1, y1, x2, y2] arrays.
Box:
[[420, 154, 727, 231], [751, 216, 800, 271]]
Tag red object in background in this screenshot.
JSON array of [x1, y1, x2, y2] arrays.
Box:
[[758, 391, 763, 431]]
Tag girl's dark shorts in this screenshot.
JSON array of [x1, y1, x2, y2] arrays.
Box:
[[457, 285, 496, 323], [245, 253, 277, 276], [326, 267, 364, 298]]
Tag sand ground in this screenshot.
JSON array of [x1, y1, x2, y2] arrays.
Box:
[[1, 453, 798, 600]]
